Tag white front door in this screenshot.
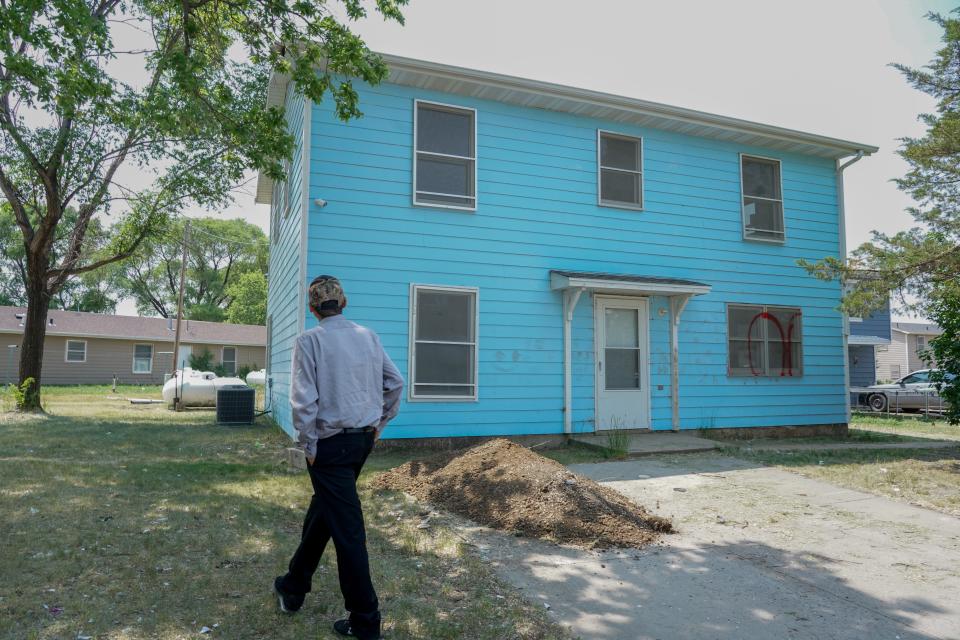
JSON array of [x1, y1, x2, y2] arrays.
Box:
[[595, 297, 650, 430]]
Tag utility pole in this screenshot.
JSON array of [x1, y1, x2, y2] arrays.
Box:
[[171, 220, 190, 411]]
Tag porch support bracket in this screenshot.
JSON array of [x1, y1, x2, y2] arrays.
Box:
[[669, 294, 692, 432], [563, 287, 586, 435]]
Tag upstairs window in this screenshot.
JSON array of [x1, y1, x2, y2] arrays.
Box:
[[728, 304, 802, 377], [410, 285, 478, 400], [598, 131, 643, 209], [414, 101, 476, 209], [741, 155, 784, 242], [65, 340, 86, 363]]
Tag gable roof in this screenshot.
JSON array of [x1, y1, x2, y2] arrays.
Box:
[[891, 321, 943, 336], [256, 54, 877, 204], [0, 307, 266, 346]]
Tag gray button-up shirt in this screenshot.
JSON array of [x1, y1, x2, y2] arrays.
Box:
[[290, 314, 404, 457]]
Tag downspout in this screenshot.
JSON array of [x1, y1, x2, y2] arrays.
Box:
[[669, 294, 692, 431], [563, 287, 586, 434], [837, 150, 864, 425]]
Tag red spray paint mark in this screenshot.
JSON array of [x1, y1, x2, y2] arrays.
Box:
[[746, 311, 799, 377]]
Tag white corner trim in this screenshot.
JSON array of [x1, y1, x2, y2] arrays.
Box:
[[298, 96, 312, 334]]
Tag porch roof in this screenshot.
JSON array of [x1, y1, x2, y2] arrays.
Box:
[[549, 270, 711, 297]]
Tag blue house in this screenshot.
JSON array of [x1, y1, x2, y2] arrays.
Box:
[[257, 55, 877, 440], [848, 303, 892, 388]]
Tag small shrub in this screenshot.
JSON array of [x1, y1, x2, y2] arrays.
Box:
[[237, 365, 253, 380], [188, 349, 214, 371]]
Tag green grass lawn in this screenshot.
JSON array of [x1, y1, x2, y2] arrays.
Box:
[[850, 412, 960, 441], [0, 386, 567, 640]]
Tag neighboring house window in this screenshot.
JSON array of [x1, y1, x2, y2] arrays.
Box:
[[133, 344, 153, 374], [916, 336, 926, 351], [414, 101, 476, 209], [65, 340, 86, 363], [598, 131, 643, 209], [409, 284, 478, 400], [891, 365, 901, 379], [222, 346, 237, 375], [728, 304, 803, 377], [741, 155, 784, 243]]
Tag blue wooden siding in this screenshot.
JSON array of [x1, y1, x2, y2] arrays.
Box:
[[848, 345, 876, 387], [266, 85, 305, 436], [296, 80, 846, 438], [850, 304, 891, 341]]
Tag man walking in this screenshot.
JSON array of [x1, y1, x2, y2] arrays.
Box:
[[274, 275, 403, 640]]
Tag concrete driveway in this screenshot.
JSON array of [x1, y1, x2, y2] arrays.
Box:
[[466, 454, 960, 640]]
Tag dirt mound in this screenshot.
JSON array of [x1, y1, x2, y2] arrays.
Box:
[[374, 438, 672, 549]]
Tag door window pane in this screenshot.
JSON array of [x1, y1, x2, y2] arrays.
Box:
[[605, 308, 639, 348], [606, 348, 641, 390]]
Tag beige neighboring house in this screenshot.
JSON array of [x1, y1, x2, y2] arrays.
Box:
[[874, 321, 943, 382], [0, 306, 266, 386]]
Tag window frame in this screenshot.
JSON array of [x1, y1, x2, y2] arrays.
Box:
[[132, 343, 154, 375], [408, 283, 480, 402], [221, 345, 237, 376], [412, 100, 478, 212], [64, 339, 87, 364], [739, 153, 786, 244], [597, 130, 644, 211], [726, 303, 803, 378]]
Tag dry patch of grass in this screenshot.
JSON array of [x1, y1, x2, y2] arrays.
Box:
[[734, 446, 960, 517], [0, 385, 569, 640]]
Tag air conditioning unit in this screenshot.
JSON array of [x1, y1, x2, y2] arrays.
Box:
[[216, 385, 256, 425]]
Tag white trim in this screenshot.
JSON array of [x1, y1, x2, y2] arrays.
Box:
[[408, 283, 480, 402], [221, 345, 238, 375], [412, 100, 478, 212], [740, 153, 786, 244], [597, 129, 644, 210], [64, 339, 87, 363], [299, 96, 312, 334], [132, 343, 154, 375], [550, 272, 711, 297]]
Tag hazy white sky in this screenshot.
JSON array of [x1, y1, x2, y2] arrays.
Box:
[[122, 0, 957, 316]]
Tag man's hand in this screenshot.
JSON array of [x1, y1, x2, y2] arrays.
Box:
[[306, 455, 315, 467]]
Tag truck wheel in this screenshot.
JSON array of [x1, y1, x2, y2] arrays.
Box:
[[867, 393, 888, 412]]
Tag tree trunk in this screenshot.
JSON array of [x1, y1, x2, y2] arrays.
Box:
[[17, 273, 50, 411]]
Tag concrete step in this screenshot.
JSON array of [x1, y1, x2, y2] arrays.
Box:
[[571, 431, 721, 455]]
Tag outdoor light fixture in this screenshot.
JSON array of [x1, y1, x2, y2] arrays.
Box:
[[313, 198, 328, 208]]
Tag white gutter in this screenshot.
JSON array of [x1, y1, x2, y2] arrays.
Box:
[[837, 150, 865, 424], [562, 287, 586, 434]]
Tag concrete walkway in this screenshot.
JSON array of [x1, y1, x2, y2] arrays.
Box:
[[465, 453, 960, 640], [571, 432, 720, 455]]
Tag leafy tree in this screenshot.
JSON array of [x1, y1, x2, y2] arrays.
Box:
[[0, 204, 120, 312], [225, 270, 267, 325], [801, 10, 960, 422], [0, 0, 406, 409], [118, 217, 267, 320]]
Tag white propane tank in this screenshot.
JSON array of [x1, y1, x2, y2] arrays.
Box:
[[162, 368, 247, 407], [245, 368, 266, 386]]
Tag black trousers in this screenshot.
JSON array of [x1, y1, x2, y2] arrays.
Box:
[[280, 431, 380, 635]]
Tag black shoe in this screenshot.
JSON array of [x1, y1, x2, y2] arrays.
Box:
[[333, 619, 382, 639], [273, 576, 304, 613]]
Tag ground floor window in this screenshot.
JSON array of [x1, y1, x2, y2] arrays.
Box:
[[409, 284, 478, 400], [728, 304, 802, 377], [222, 346, 237, 375], [133, 344, 153, 374], [65, 340, 87, 363]]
